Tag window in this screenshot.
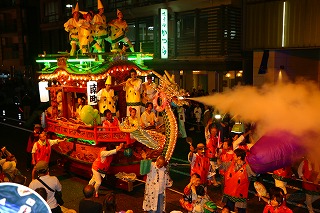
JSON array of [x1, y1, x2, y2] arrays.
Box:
[[44, 1, 59, 23]]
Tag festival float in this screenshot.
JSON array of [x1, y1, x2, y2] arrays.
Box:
[[36, 51, 188, 190]]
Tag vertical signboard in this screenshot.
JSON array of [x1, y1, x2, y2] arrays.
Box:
[[87, 81, 98, 105], [160, 8, 168, 59]]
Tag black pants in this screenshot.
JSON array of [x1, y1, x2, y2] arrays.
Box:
[[26, 152, 32, 170], [226, 198, 246, 213], [51, 205, 62, 213]]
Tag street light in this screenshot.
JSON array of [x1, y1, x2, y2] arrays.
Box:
[[2, 110, 6, 121]]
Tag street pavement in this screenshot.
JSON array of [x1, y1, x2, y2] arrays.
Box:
[[0, 121, 318, 212]]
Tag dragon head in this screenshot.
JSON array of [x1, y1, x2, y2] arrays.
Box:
[[152, 70, 189, 107]]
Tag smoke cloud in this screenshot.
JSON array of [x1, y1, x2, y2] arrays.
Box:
[[190, 81, 320, 157]]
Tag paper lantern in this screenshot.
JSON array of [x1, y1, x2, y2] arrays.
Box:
[[231, 122, 244, 133], [38, 81, 49, 102]]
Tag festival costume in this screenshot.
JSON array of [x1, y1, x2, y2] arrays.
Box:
[[142, 162, 173, 212], [205, 132, 218, 161], [233, 135, 253, 153], [205, 129, 219, 176], [223, 161, 250, 209], [263, 204, 293, 213], [26, 131, 40, 169], [298, 159, 320, 213], [89, 148, 117, 194], [92, 14, 107, 39], [140, 110, 158, 128], [124, 78, 142, 117], [219, 149, 234, 175], [97, 88, 116, 114], [108, 10, 134, 52], [102, 117, 120, 128], [78, 17, 94, 54], [127, 116, 139, 128], [188, 153, 212, 184], [180, 185, 197, 211], [64, 18, 81, 44], [272, 167, 292, 194], [31, 139, 60, 163], [141, 82, 157, 104]]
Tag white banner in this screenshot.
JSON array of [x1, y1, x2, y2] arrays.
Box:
[[87, 81, 98, 105]]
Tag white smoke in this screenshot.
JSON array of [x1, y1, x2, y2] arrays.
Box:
[[190, 81, 320, 156]]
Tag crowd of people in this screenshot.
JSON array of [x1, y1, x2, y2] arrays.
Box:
[[1, 97, 320, 213], [176, 106, 320, 213], [70, 69, 161, 133]]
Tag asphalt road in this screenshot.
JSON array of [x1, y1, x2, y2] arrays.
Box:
[[0, 121, 318, 212]]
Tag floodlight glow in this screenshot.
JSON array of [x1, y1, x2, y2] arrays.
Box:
[[282, 1, 286, 47]]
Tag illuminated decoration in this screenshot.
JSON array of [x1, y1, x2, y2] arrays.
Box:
[[121, 70, 189, 161], [214, 114, 221, 120], [225, 72, 231, 78], [231, 122, 244, 133], [282, 1, 287, 47], [160, 9, 168, 59], [87, 81, 98, 105], [38, 81, 49, 102], [127, 55, 153, 61], [36, 54, 152, 63], [36, 54, 154, 86], [236, 72, 242, 77]]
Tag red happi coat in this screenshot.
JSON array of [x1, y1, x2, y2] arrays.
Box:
[[220, 149, 234, 163], [191, 154, 211, 184], [263, 204, 293, 213], [273, 167, 292, 179], [92, 148, 114, 174], [206, 136, 218, 160], [224, 161, 250, 199], [35, 140, 51, 163], [301, 159, 320, 192], [238, 144, 250, 155], [103, 117, 119, 128], [219, 150, 234, 175]]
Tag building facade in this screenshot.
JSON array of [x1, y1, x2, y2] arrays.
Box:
[[38, 0, 244, 93], [244, 0, 320, 87], [0, 0, 40, 79]]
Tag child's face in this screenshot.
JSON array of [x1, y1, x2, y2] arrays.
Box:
[[222, 141, 229, 150], [270, 197, 279, 208], [130, 110, 136, 117], [197, 147, 205, 156], [210, 127, 217, 136], [105, 84, 111, 89], [156, 158, 165, 168]]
